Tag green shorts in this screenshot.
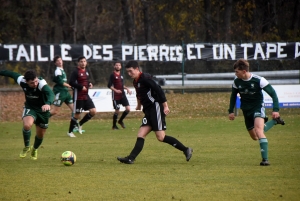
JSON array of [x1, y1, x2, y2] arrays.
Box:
[[242, 105, 266, 131], [22, 107, 50, 129], [53, 91, 73, 107]]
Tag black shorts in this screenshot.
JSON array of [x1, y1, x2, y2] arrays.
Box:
[[141, 102, 166, 131], [113, 96, 129, 110], [74, 96, 95, 114]]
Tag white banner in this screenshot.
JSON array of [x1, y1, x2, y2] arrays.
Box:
[[88, 88, 139, 112], [263, 85, 300, 108]]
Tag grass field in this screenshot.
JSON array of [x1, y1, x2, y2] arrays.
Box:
[[0, 92, 299, 200]]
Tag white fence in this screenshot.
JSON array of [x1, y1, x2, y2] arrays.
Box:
[[154, 70, 299, 88]]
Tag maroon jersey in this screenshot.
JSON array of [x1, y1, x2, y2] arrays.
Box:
[[69, 67, 91, 100], [107, 72, 125, 100]]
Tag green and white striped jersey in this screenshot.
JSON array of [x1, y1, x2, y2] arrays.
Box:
[[229, 73, 279, 113], [0, 70, 54, 112], [52, 67, 68, 93]]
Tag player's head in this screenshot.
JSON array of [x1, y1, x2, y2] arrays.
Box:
[[24, 70, 39, 88], [233, 59, 250, 79], [53, 55, 63, 67], [114, 61, 122, 72], [125, 61, 140, 79], [233, 59, 249, 72], [125, 60, 139, 69], [77, 56, 87, 69]]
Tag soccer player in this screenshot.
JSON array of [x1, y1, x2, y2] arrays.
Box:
[[117, 61, 193, 164], [228, 59, 285, 166], [50, 55, 76, 137], [68, 56, 96, 134], [107, 61, 132, 130], [0, 69, 54, 160]]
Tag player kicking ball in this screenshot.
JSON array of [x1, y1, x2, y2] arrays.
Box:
[[117, 61, 193, 164]]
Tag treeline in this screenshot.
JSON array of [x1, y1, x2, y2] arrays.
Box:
[[0, 0, 299, 44]]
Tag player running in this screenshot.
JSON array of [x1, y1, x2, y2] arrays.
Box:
[[0, 69, 54, 160], [228, 59, 285, 166]]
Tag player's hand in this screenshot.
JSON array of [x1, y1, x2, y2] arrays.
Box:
[[272, 111, 280, 119], [127, 89, 132, 95], [115, 89, 122, 94], [82, 86, 87, 91], [42, 104, 51, 112], [89, 83, 93, 89], [228, 113, 235, 120], [164, 106, 170, 115]]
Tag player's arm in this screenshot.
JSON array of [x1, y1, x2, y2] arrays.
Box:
[[53, 71, 71, 88], [0, 70, 22, 83], [263, 84, 280, 119], [228, 87, 238, 114], [263, 84, 279, 112], [136, 99, 142, 110], [124, 85, 132, 95], [69, 70, 83, 90], [145, 78, 167, 103]]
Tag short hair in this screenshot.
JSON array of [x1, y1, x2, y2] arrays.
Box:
[[53, 55, 61, 63], [78, 56, 86, 62], [125, 60, 139, 69], [114, 61, 122, 66], [24, 70, 37, 81], [233, 59, 249, 71]]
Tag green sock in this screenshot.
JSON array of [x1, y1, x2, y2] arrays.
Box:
[[259, 138, 268, 160], [33, 136, 43, 150], [264, 120, 277, 132], [22, 128, 31, 147]]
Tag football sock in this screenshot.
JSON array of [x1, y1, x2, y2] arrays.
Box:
[[259, 138, 268, 160], [33, 135, 43, 150], [163, 135, 187, 152], [113, 113, 118, 126], [119, 110, 129, 122], [69, 117, 78, 133], [79, 113, 93, 126], [22, 128, 31, 147], [129, 137, 145, 160], [264, 120, 277, 132]]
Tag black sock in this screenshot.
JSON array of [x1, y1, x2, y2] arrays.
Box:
[[119, 110, 129, 122], [113, 113, 118, 126], [79, 113, 93, 126], [129, 137, 145, 160], [163, 135, 187, 152], [69, 117, 78, 133]]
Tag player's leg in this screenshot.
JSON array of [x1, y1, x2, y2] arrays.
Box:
[[50, 92, 64, 117], [254, 117, 270, 166], [118, 97, 130, 128], [78, 98, 96, 133], [112, 100, 120, 130], [264, 117, 285, 132], [117, 125, 152, 164], [30, 111, 49, 160], [20, 108, 35, 158]]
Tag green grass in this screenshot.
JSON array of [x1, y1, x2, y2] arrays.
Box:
[[0, 115, 299, 201]]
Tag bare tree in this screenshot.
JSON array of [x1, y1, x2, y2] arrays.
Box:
[[224, 0, 233, 41], [204, 0, 213, 42], [121, 0, 134, 42], [291, 0, 300, 38], [141, 0, 151, 43]]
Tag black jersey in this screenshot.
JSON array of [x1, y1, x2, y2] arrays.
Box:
[[107, 72, 125, 100], [69, 67, 91, 100], [133, 73, 167, 110]]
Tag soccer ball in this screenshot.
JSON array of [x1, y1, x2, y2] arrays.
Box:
[[61, 151, 76, 166]]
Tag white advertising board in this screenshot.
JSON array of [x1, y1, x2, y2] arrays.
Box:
[[88, 88, 138, 112], [263, 85, 300, 108]]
